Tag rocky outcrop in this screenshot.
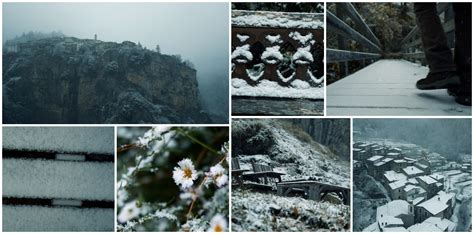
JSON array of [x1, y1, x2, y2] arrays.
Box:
[[3, 36, 209, 124]]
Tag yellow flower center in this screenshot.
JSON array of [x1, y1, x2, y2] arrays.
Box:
[[214, 224, 223, 232], [183, 167, 193, 179]]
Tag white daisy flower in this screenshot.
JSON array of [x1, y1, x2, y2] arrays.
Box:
[[207, 214, 227, 232], [173, 158, 198, 189], [207, 164, 228, 187], [118, 201, 140, 223]]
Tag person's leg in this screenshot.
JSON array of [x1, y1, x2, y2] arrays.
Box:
[[413, 3, 460, 90], [450, 3, 471, 105]]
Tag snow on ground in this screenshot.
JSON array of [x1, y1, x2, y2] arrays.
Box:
[[236, 120, 349, 187], [232, 79, 324, 100], [3, 127, 114, 154], [327, 59, 471, 116], [3, 159, 114, 200], [3, 205, 114, 231], [232, 10, 324, 29], [231, 189, 349, 232]]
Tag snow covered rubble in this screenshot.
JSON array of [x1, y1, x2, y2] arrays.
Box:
[[2, 127, 115, 231], [232, 189, 350, 232]]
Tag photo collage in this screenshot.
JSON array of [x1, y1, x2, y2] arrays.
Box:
[[1, 1, 472, 232]]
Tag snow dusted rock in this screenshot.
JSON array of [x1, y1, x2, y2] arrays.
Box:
[[3, 36, 208, 123]]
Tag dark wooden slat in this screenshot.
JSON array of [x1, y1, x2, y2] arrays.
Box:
[[3, 197, 114, 209], [3, 149, 114, 162]]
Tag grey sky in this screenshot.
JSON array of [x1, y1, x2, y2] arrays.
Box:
[[3, 2, 229, 78]]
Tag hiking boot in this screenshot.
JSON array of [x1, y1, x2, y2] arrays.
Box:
[[416, 71, 461, 90], [448, 86, 471, 106]]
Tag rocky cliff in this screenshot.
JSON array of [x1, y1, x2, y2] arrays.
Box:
[[3, 36, 209, 124]]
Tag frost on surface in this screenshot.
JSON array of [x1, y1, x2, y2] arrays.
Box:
[[3, 127, 114, 154], [265, 34, 283, 44], [3, 205, 114, 231], [293, 46, 314, 64], [231, 44, 253, 63], [236, 34, 250, 42], [3, 159, 114, 200], [117, 127, 229, 231], [2, 126, 115, 231], [232, 189, 350, 232], [232, 11, 324, 29], [232, 79, 324, 99], [261, 46, 283, 64], [289, 31, 314, 45]]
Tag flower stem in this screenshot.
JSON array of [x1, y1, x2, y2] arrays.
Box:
[[176, 129, 219, 155]]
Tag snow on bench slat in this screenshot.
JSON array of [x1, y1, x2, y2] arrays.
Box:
[[3, 159, 114, 200], [3, 127, 114, 155], [232, 10, 324, 29], [327, 59, 471, 116], [3, 205, 114, 231]]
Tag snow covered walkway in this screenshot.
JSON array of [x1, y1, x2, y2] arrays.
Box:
[[327, 60, 471, 116]]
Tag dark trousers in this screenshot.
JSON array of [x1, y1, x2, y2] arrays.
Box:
[[414, 3, 472, 88]]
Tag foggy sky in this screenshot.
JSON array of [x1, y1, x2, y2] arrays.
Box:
[[3, 2, 229, 79]]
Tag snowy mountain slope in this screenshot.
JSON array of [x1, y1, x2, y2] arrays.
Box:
[[234, 119, 349, 187]]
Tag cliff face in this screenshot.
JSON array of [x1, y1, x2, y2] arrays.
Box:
[[3, 37, 208, 124]]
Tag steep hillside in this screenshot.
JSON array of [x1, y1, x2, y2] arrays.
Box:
[[232, 119, 349, 187], [3, 36, 209, 124]]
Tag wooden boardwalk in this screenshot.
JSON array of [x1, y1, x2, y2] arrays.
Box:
[[327, 60, 471, 116]]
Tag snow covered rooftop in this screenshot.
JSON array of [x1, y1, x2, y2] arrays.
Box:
[[394, 159, 406, 163], [382, 226, 407, 232], [417, 175, 437, 185], [402, 166, 424, 176], [430, 174, 445, 181], [377, 200, 411, 221], [417, 191, 455, 215], [384, 171, 407, 183], [232, 10, 324, 29], [407, 217, 456, 232], [415, 163, 429, 169], [367, 155, 384, 162], [387, 152, 401, 157], [404, 184, 425, 194], [389, 180, 407, 190]]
